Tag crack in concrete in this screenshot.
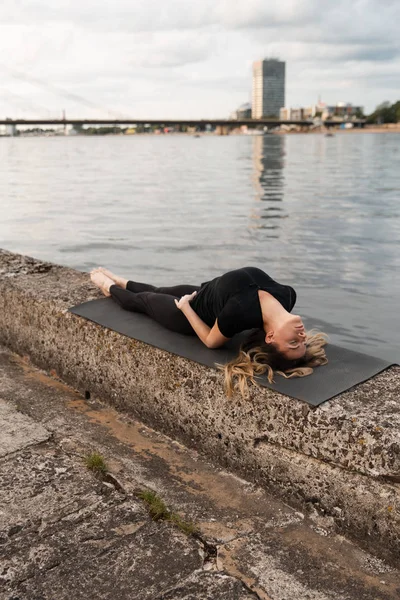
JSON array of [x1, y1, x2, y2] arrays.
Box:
[[154, 567, 262, 600], [193, 531, 263, 598], [6, 560, 62, 587]]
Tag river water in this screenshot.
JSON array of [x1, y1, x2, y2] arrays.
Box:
[[1, 132, 399, 362]]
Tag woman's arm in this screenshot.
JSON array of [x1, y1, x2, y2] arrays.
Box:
[[175, 293, 229, 348]]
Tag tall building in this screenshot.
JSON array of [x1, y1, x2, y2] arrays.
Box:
[[5, 118, 16, 137], [252, 59, 285, 119]]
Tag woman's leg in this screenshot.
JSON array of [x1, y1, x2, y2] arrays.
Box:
[[126, 281, 200, 296], [96, 268, 128, 289], [96, 267, 200, 296], [109, 285, 196, 335], [90, 271, 113, 296], [91, 269, 199, 335]]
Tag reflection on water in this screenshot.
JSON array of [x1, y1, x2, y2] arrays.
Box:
[[0, 133, 399, 362], [250, 135, 286, 236]]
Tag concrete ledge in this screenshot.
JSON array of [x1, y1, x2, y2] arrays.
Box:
[[0, 248, 399, 562]]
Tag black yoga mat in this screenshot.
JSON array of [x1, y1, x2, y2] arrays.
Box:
[[69, 297, 396, 407]]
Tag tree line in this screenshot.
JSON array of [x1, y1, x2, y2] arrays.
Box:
[[366, 100, 400, 124]]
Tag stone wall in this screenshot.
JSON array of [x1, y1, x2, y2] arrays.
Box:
[[0, 248, 399, 563]]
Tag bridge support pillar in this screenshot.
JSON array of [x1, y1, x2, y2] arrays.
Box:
[[216, 125, 230, 136]]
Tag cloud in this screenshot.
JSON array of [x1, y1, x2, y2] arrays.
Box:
[[0, 0, 399, 117], [215, 0, 321, 28], [1, 1, 216, 32], [3, 0, 398, 43], [249, 40, 399, 64], [127, 30, 217, 68]]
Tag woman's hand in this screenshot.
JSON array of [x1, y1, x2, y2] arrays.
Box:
[[174, 291, 197, 311]]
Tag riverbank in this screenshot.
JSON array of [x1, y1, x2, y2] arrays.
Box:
[[270, 124, 400, 135], [0, 248, 399, 569], [2, 123, 399, 138]]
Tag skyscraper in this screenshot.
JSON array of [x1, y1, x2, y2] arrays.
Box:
[[252, 59, 285, 119]]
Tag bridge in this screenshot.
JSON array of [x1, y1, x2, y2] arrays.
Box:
[[0, 118, 366, 128]]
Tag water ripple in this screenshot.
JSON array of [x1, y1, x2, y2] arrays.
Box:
[[0, 133, 399, 361]]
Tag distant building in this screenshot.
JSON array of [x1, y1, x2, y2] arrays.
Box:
[[252, 59, 285, 119], [280, 102, 363, 121], [5, 118, 16, 137], [280, 107, 314, 120], [230, 102, 252, 120], [324, 102, 364, 119]]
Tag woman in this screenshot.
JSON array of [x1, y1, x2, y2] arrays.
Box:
[[90, 266, 328, 397]]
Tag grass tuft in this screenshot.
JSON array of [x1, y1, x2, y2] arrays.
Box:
[[137, 489, 198, 536], [84, 452, 108, 475], [168, 513, 198, 536], [137, 490, 170, 521]]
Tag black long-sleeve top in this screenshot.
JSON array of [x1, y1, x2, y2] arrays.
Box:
[[190, 266, 297, 338]]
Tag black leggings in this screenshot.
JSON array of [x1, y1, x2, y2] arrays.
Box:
[[110, 280, 201, 336]]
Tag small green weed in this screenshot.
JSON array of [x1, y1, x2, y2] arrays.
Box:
[[168, 513, 198, 536], [137, 490, 169, 520], [137, 489, 198, 536], [84, 452, 108, 475]]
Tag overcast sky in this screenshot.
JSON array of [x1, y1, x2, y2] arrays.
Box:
[[1, 0, 399, 119]]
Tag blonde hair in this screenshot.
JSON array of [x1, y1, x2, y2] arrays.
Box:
[[218, 329, 328, 398]]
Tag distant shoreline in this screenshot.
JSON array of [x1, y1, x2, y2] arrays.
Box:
[[1, 124, 399, 139], [273, 126, 400, 135]]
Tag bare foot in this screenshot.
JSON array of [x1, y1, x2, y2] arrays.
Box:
[[97, 267, 128, 289], [90, 270, 114, 297]]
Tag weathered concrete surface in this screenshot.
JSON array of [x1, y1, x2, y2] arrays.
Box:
[[0, 398, 50, 457], [0, 248, 399, 564], [1, 345, 399, 600], [0, 449, 204, 599], [157, 572, 256, 599]]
